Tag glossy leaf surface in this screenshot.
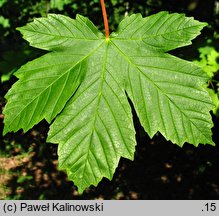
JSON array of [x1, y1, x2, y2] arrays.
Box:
[[3, 12, 213, 193]]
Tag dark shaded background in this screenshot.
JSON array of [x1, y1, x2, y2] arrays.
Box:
[[0, 0, 219, 199]]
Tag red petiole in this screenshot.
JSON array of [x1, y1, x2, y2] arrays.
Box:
[[100, 0, 110, 39]]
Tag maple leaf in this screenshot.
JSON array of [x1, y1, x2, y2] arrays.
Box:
[[3, 12, 214, 193]]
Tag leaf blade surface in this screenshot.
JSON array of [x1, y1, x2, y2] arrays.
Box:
[[3, 12, 214, 193], [48, 43, 136, 193]]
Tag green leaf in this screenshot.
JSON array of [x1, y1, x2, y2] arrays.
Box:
[[48, 44, 136, 192], [193, 46, 219, 116], [114, 12, 207, 51], [3, 12, 214, 193], [3, 14, 103, 134], [0, 16, 10, 28], [207, 88, 219, 116], [0, 0, 7, 8], [111, 0, 119, 6], [50, 0, 72, 11], [194, 46, 219, 77]]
